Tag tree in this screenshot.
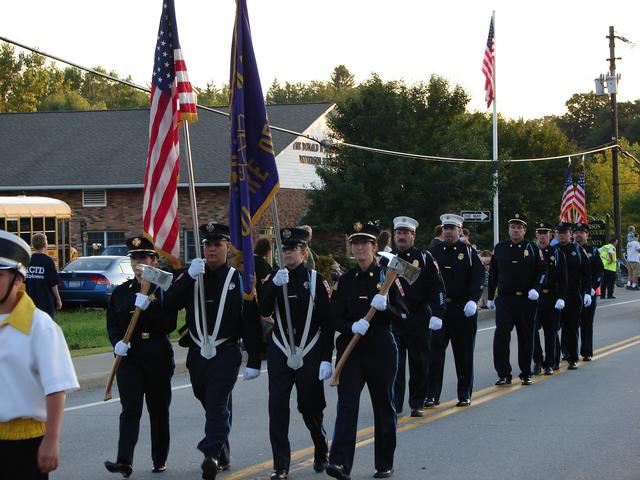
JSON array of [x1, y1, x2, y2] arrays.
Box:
[[194, 81, 229, 106], [330, 65, 355, 90]]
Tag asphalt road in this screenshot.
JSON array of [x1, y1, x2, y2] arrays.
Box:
[[56, 292, 640, 480]]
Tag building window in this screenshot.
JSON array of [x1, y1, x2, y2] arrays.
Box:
[[85, 231, 125, 255], [82, 189, 107, 207], [184, 230, 199, 263]]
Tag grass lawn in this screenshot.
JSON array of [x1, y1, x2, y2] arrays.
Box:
[[57, 308, 185, 355]]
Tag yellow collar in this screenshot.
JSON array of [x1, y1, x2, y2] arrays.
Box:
[[0, 292, 35, 335]]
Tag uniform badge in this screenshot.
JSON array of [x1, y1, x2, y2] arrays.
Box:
[[148, 293, 157, 302], [369, 271, 374, 277], [354, 222, 362, 232], [458, 253, 464, 260], [303, 281, 309, 290], [524, 250, 529, 257], [282, 229, 292, 239], [412, 259, 419, 267], [228, 282, 236, 290], [206, 222, 215, 232], [132, 238, 142, 247], [376, 282, 381, 290], [571, 251, 577, 256]]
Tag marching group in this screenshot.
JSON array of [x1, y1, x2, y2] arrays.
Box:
[[0, 210, 616, 479]]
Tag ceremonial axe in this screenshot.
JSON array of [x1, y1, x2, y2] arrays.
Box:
[[104, 265, 174, 401], [329, 252, 421, 387]]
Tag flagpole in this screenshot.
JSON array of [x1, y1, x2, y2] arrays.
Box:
[[491, 10, 499, 246], [270, 199, 301, 367], [181, 121, 208, 349]]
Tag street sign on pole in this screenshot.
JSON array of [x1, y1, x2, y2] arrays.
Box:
[[461, 210, 491, 223]]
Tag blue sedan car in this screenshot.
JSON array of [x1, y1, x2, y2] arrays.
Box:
[[59, 256, 135, 308]]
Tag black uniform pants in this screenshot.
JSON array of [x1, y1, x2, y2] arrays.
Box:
[[493, 295, 536, 379], [329, 329, 398, 474], [393, 330, 428, 411], [267, 341, 327, 471], [533, 303, 560, 369], [115, 340, 174, 465], [426, 305, 477, 402], [187, 342, 241, 462], [559, 292, 583, 363], [580, 295, 597, 358], [601, 270, 616, 298], [0, 437, 47, 480]]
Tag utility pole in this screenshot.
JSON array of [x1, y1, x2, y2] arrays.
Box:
[[607, 26, 622, 256]]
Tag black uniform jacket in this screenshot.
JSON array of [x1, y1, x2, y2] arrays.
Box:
[[557, 242, 591, 296], [259, 263, 334, 362], [164, 264, 262, 369], [107, 279, 178, 359], [488, 239, 546, 300], [331, 260, 405, 346], [430, 240, 484, 304], [538, 245, 568, 307], [582, 244, 604, 291]]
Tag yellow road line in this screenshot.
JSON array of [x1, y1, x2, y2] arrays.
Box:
[[224, 334, 640, 479]]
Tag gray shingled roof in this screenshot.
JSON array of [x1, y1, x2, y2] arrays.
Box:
[[0, 103, 333, 189]]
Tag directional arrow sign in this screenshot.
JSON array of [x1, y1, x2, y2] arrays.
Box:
[[461, 210, 491, 222]]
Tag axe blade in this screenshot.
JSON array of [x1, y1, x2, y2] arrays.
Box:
[[141, 265, 173, 291], [379, 251, 421, 285]]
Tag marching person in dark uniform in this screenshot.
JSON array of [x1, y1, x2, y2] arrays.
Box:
[[531, 223, 568, 376], [327, 222, 403, 480], [573, 222, 604, 361], [487, 213, 546, 386], [554, 222, 592, 370], [105, 236, 178, 477], [259, 227, 333, 480], [426, 214, 484, 407], [163, 223, 262, 480], [389, 216, 445, 416]]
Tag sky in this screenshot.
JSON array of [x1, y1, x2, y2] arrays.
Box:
[[2, 0, 640, 119]]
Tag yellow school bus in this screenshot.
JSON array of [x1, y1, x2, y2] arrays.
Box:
[[0, 196, 72, 269]]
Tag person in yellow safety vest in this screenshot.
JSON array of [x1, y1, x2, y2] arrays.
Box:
[[599, 237, 618, 299]]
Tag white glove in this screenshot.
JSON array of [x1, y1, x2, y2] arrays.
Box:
[[554, 299, 565, 310], [370, 294, 387, 311], [318, 361, 333, 381], [583, 294, 592, 308], [134, 293, 151, 311], [429, 316, 443, 331], [351, 318, 370, 336], [243, 367, 261, 381], [188, 258, 206, 279], [272, 268, 289, 287], [590, 288, 596, 296], [487, 300, 496, 310], [114, 340, 130, 357], [528, 289, 539, 301], [463, 301, 477, 317]]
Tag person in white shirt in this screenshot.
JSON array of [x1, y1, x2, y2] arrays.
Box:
[[0, 230, 79, 479], [626, 233, 640, 289]]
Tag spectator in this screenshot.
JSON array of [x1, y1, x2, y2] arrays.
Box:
[[461, 228, 471, 246], [599, 237, 618, 299], [626, 232, 640, 290], [429, 224, 445, 250], [254, 237, 274, 287], [298, 225, 319, 270], [627, 225, 636, 244], [478, 250, 492, 308], [25, 233, 62, 319], [377, 229, 393, 253]]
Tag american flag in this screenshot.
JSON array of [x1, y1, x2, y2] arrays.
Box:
[[482, 16, 495, 108], [560, 164, 575, 222], [143, 0, 197, 267], [574, 164, 587, 223]]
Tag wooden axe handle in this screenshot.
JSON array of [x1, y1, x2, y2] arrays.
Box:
[[103, 280, 152, 401], [329, 269, 398, 387]]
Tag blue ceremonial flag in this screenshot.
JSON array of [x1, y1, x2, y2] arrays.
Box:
[[229, 0, 280, 300]]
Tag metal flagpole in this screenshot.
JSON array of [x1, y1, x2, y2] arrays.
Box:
[[491, 10, 499, 246], [181, 121, 211, 358], [270, 199, 302, 369]]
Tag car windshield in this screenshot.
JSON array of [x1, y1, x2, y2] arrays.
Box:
[[63, 258, 115, 271]]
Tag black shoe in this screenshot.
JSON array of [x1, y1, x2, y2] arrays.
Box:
[[561, 356, 569, 362], [423, 398, 439, 408], [105, 461, 133, 478], [608, 296, 616, 299], [544, 367, 553, 375], [201, 457, 218, 480], [270, 469, 288, 480], [456, 399, 471, 407], [552, 363, 560, 371], [533, 363, 542, 375], [495, 377, 512, 386], [217, 462, 230, 472], [582, 356, 592, 362], [521, 376, 533, 386], [313, 458, 328, 473], [326, 463, 351, 480], [568, 362, 578, 370], [373, 468, 394, 478], [152, 463, 167, 473], [410, 408, 424, 417]]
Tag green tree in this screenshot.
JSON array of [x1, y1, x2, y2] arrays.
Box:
[[330, 65, 355, 90], [194, 81, 229, 106]]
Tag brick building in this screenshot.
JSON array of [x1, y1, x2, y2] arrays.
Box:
[[0, 103, 334, 262]]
